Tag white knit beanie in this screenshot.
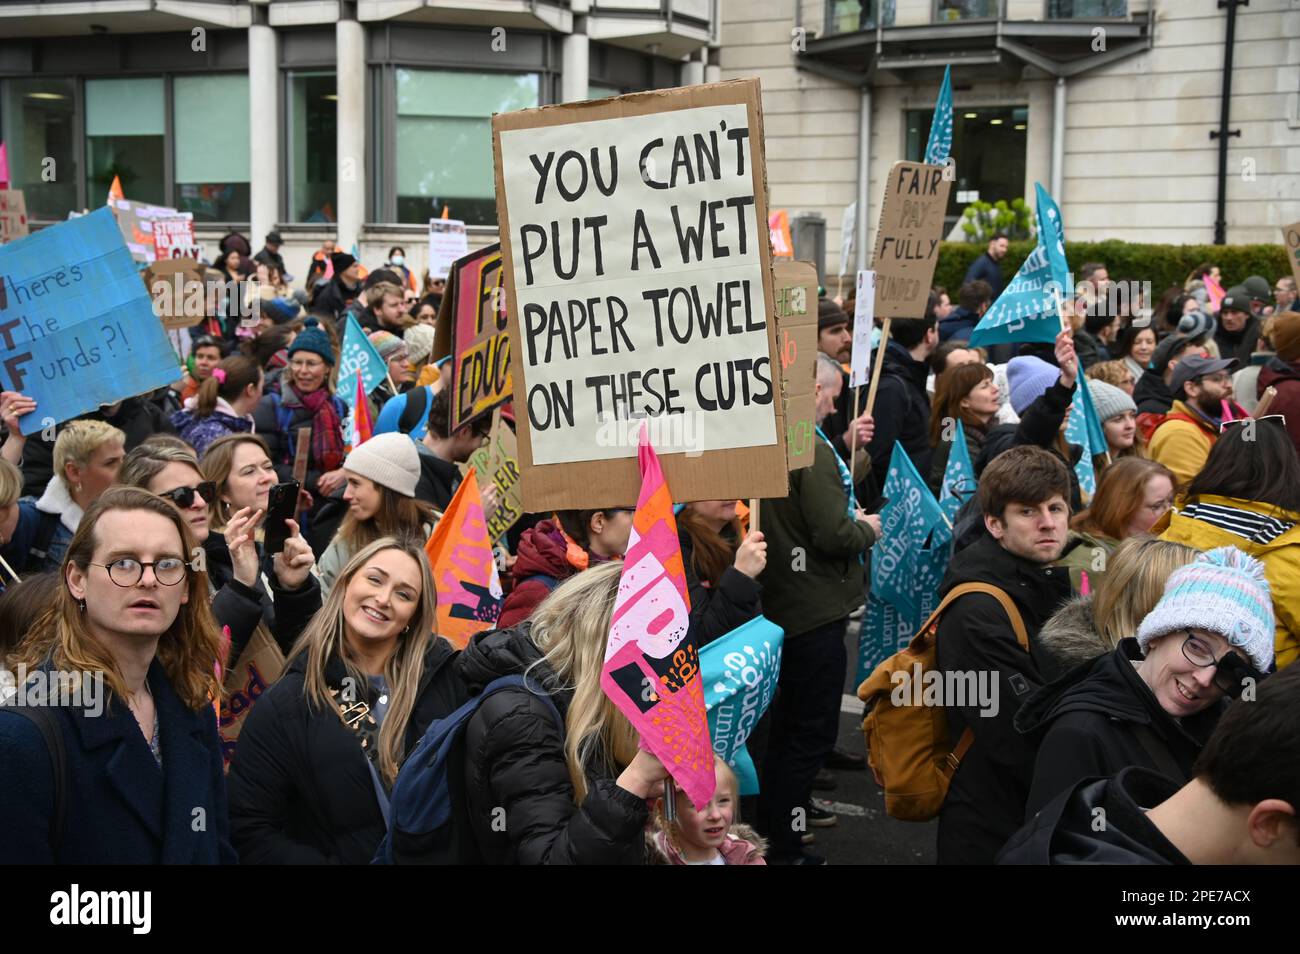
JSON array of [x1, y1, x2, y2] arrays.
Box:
[[404, 323, 438, 367], [1136, 546, 1275, 672], [343, 432, 420, 498]]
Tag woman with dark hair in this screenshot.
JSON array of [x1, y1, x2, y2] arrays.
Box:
[[1071, 457, 1175, 548], [675, 500, 766, 647], [385, 246, 417, 294], [171, 356, 264, 457], [1114, 323, 1158, 383], [927, 361, 999, 495], [0, 487, 236, 863], [1160, 417, 1300, 668]]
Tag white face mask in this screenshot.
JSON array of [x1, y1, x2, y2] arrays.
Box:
[[390, 255, 405, 267]]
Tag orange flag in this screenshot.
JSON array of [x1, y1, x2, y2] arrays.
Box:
[[423, 468, 502, 649], [107, 174, 124, 203], [352, 370, 373, 447]]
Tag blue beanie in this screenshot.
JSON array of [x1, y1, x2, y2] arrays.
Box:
[[287, 317, 335, 366], [1136, 546, 1274, 673], [263, 296, 302, 325], [1007, 356, 1061, 416]]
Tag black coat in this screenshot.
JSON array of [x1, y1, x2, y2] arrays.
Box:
[[978, 379, 1084, 512], [0, 659, 236, 864], [865, 339, 933, 482], [1134, 368, 1175, 416], [963, 252, 1005, 298], [19, 396, 173, 500], [678, 527, 762, 647], [311, 277, 360, 324], [251, 387, 348, 500], [415, 442, 462, 512], [226, 638, 464, 864], [998, 766, 1189, 865], [457, 626, 650, 864], [934, 532, 1072, 865], [203, 532, 323, 663], [1015, 639, 1222, 817], [1214, 315, 1261, 366]]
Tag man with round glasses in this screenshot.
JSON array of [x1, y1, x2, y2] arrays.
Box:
[[0, 486, 237, 863]]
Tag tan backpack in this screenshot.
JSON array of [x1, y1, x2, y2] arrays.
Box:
[[856, 582, 1029, 822]]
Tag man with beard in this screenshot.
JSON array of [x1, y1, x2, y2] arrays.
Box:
[[1149, 355, 1249, 490]]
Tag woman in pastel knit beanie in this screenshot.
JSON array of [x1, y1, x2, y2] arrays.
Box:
[[1016, 545, 1274, 817]]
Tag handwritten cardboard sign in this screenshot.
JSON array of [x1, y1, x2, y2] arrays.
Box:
[[465, 409, 523, 542], [0, 190, 29, 245], [0, 208, 184, 434], [493, 78, 788, 510], [870, 161, 952, 320], [773, 259, 818, 471]]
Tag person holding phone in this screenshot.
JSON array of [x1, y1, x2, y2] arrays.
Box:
[[119, 441, 321, 665]]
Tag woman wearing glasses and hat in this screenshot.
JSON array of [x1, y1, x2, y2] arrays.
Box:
[[0, 487, 236, 863], [1016, 546, 1275, 818], [117, 442, 321, 670], [1160, 415, 1300, 669]]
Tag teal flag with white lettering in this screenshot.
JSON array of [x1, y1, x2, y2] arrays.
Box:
[[969, 183, 1071, 349], [700, 616, 783, 796], [924, 66, 953, 166], [938, 418, 977, 523]]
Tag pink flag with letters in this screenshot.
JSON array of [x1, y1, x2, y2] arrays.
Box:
[[601, 424, 715, 810]]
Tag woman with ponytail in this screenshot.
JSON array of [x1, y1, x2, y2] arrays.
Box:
[[226, 537, 464, 864], [171, 355, 265, 457]]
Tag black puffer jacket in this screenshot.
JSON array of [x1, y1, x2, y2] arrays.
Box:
[[1015, 639, 1222, 818], [679, 526, 761, 647], [865, 339, 933, 481], [227, 638, 464, 864], [1134, 368, 1175, 416], [203, 531, 323, 662], [457, 626, 650, 864], [934, 532, 1072, 865]]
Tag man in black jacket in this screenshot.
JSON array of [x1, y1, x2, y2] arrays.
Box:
[[963, 234, 1008, 298], [865, 312, 937, 482], [417, 389, 491, 511], [311, 252, 363, 325], [936, 446, 1073, 864], [1000, 664, 1300, 865], [1214, 286, 1261, 365]]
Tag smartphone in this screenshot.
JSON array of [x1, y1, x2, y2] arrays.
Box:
[[263, 480, 300, 555]]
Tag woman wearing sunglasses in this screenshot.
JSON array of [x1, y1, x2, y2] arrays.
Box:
[[1017, 546, 1274, 818], [0, 487, 235, 863], [118, 443, 321, 669], [1160, 416, 1300, 669]]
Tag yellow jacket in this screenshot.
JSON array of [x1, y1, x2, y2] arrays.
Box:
[[1158, 494, 1300, 669], [1147, 400, 1216, 490]]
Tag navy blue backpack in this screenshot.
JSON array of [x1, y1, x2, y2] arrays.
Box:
[[373, 673, 561, 864]]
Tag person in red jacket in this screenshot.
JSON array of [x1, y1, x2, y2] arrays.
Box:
[[496, 508, 633, 629], [1257, 310, 1300, 457]]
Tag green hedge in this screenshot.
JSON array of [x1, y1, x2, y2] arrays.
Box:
[[931, 241, 1290, 300]]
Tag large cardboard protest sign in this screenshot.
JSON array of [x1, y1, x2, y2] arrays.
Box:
[[109, 198, 185, 263], [493, 78, 787, 510], [0, 208, 184, 435], [1284, 220, 1300, 291], [0, 190, 29, 244], [870, 162, 952, 320], [218, 625, 286, 769], [446, 244, 511, 432], [428, 218, 470, 281], [773, 259, 818, 471]]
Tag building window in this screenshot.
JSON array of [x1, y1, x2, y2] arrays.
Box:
[[588, 83, 622, 100], [86, 77, 165, 206], [1047, 0, 1127, 17], [394, 68, 539, 225], [287, 72, 337, 223], [0, 78, 77, 220], [173, 74, 250, 222], [825, 0, 894, 34], [906, 105, 1028, 224], [934, 0, 997, 21]]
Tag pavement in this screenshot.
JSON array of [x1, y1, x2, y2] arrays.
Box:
[[791, 617, 938, 865]]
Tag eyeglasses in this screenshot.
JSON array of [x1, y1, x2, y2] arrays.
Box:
[[1198, 372, 1233, 386], [1219, 414, 1287, 435], [290, 358, 325, 371], [1181, 630, 1254, 698], [158, 481, 216, 510], [89, 557, 189, 587]]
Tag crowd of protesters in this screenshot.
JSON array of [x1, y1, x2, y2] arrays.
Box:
[[0, 232, 1297, 868]]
